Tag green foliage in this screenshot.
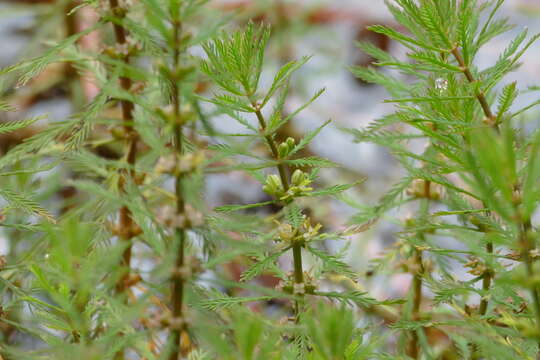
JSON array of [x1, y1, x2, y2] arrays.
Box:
[[347, 0, 540, 358], [0, 0, 539, 359]]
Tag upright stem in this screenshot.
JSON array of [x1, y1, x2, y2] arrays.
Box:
[[254, 109, 289, 191], [64, 1, 78, 81], [451, 46, 499, 321], [108, 1, 138, 358], [408, 248, 424, 359], [168, 11, 189, 360], [520, 218, 540, 354], [108, 0, 138, 295], [451, 46, 540, 357], [406, 188, 429, 359], [450, 47, 498, 132], [478, 241, 493, 316], [253, 107, 304, 317]]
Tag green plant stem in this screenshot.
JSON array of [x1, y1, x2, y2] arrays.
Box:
[[292, 244, 304, 284], [450, 47, 498, 132], [451, 46, 499, 321], [64, 1, 78, 81], [407, 189, 429, 359], [478, 241, 493, 316], [453, 44, 540, 356], [254, 109, 290, 190], [408, 248, 424, 359], [519, 218, 540, 353], [253, 107, 305, 318], [168, 13, 189, 360]]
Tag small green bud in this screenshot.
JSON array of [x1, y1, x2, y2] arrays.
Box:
[[286, 137, 295, 149], [278, 138, 296, 159], [278, 142, 290, 158], [291, 169, 305, 186], [263, 174, 283, 196], [268, 174, 282, 188], [277, 223, 295, 242]]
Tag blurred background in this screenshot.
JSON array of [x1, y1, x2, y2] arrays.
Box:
[[0, 0, 539, 302]]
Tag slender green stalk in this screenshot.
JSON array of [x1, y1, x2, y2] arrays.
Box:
[[168, 9, 189, 360], [408, 248, 424, 359], [450, 47, 498, 132], [254, 109, 290, 191], [519, 217, 540, 355], [407, 185, 430, 359], [451, 45, 501, 360], [253, 106, 305, 318], [451, 46, 500, 320], [478, 241, 493, 316], [453, 45, 540, 358]]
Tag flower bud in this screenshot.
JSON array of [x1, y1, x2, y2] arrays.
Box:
[[286, 137, 295, 149], [277, 223, 295, 242], [263, 174, 283, 196], [291, 169, 305, 186], [278, 142, 290, 158]]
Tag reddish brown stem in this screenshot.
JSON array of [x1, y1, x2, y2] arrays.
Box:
[[451, 46, 498, 319], [107, 0, 138, 294], [108, 1, 138, 358]]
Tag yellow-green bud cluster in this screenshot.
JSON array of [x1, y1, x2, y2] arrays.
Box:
[[262, 174, 283, 197], [262, 170, 313, 201], [286, 169, 313, 200], [275, 216, 322, 246], [278, 137, 296, 158]]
